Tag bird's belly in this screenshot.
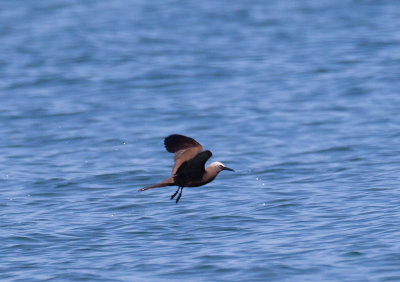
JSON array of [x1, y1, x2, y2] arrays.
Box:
[[184, 182, 203, 187], [185, 177, 216, 187]]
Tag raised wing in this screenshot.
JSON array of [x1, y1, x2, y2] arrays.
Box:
[[164, 134, 203, 175], [164, 134, 202, 153], [174, 150, 212, 186]]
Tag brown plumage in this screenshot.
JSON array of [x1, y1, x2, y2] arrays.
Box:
[[138, 134, 234, 203]]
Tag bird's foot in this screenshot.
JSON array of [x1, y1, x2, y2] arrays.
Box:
[[170, 187, 180, 200], [170, 191, 178, 200]]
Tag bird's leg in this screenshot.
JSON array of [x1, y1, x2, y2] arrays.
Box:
[[170, 187, 181, 200], [176, 187, 184, 204]]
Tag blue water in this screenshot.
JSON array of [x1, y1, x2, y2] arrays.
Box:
[[1, 0, 400, 281]]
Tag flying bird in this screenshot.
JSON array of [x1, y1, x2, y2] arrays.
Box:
[[138, 134, 234, 203]]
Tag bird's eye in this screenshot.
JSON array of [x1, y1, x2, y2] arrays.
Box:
[[219, 165, 224, 169]]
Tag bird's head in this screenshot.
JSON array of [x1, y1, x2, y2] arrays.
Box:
[[210, 162, 235, 173]]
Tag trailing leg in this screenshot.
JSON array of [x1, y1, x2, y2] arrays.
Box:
[[170, 187, 181, 200]]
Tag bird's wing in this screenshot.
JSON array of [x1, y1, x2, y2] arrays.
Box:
[[164, 134, 203, 175], [175, 150, 213, 184]]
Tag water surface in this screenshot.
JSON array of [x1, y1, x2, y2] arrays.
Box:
[[1, 0, 400, 281]]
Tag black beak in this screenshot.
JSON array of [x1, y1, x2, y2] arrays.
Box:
[[223, 166, 234, 172]]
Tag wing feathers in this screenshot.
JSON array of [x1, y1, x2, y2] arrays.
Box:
[[164, 134, 204, 175], [164, 134, 202, 153], [174, 150, 213, 186], [172, 147, 202, 175]]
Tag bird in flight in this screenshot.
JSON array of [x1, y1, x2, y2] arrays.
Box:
[[138, 134, 234, 203]]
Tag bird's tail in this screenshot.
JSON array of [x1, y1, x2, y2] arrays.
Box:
[[138, 177, 175, 191]]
